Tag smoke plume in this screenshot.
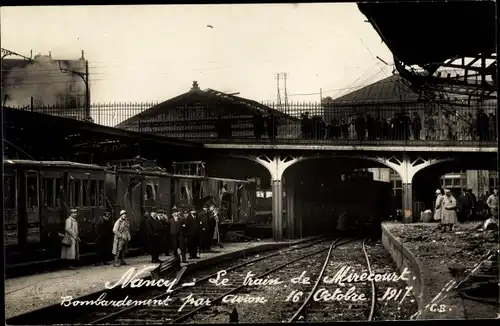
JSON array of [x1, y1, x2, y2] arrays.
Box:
[[2, 55, 86, 108]]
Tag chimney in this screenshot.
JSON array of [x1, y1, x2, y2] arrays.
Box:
[[80, 50, 85, 60], [190, 81, 200, 92]]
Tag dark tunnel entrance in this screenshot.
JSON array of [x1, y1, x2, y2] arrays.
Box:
[[285, 158, 396, 238]]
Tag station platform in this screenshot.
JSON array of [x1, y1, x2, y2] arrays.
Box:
[[5, 236, 318, 319], [382, 222, 498, 320]]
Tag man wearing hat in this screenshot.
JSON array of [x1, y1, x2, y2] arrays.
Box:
[[442, 189, 458, 232], [457, 188, 472, 223], [94, 211, 113, 266], [158, 210, 171, 257], [169, 207, 187, 262], [434, 189, 444, 228], [185, 208, 202, 259], [144, 210, 161, 263], [61, 208, 80, 270], [112, 210, 131, 267], [198, 203, 211, 253]]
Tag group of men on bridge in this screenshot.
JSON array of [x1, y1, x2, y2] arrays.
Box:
[[143, 203, 221, 263]]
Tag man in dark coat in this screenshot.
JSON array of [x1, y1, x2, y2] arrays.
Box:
[[185, 208, 202, 259], [198, 203, 211, 253], [169, 207, 186, 262], [158, 210, 170, 256], [95, 211, 113, 266], [144, 211, 161, 263], [468, 189, 477, 220], [457, 188, 471, 223]]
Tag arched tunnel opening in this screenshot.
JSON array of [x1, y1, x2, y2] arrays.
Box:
[[284, 157, 395, 238], [413, 155, 498, 217]]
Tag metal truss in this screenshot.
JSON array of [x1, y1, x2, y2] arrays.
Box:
[[370, 154, 454, 183], [224, 152, 454, 183], [394, 54, 497, 107]]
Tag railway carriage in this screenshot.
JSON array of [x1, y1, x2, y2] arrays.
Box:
[[4, 160, 108, 262], [4, 159, 256, 264]]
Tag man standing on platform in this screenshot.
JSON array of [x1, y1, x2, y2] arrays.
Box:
[[95, 211, 113, 266], [198, 203, 211, 253], [209, 204, 222, 248], [186, 208, 201, 259], [158, 210, 171, 257], [144, 211, 161, 263], [112, 210, 131, 267], [169, 207, 187, 263]]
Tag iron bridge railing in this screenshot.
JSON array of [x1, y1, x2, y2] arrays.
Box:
[[7, 100, 498, 147]]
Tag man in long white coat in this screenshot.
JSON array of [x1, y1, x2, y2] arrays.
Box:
[[442, 189, 458, 232], [61, 208, 80, 270], [113, 210, 131, 267]]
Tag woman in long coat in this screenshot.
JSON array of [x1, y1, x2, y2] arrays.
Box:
[[61, 208, 80, 269], [441, 189, 458, 232], [434, 189, 444, 224], [113, 210, 131, 267]]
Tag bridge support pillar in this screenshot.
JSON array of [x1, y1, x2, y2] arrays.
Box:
[[249, 154, 303, 241], [373, 154, 452, 222], [285, 177, 296, 239]]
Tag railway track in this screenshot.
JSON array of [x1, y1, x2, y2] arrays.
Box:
[[91, 237, 347, 324], [8, 236, 418, 324], [184, 238, 418, 323], [287, 237, 376, 322]]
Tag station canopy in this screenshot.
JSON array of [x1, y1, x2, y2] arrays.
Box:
[[358, 1, 497, 66]]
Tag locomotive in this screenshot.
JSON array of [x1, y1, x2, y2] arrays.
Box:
[[4, 158, 255, 264], [335, 171, 395, 236]]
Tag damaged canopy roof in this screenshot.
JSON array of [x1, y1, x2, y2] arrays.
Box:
[[358, 2, 496, 66]]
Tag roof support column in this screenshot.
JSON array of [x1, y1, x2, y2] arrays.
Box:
[[251, 154, 303, 241], [373, 154, 453, 222]]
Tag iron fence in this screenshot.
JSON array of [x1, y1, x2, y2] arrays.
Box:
[[7, 100, 498, 146]]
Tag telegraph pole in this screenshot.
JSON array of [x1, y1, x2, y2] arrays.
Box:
[[283, 73, 288, 112], [320, 88, 323, 104], [275, 73, 282, 107]]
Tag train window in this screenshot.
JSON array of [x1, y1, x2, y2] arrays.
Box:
[[69, 179, 75, 207], [55, 179, 62, 208], [43, 179, 55, 208], [89, 180, 97, 206], [146, 185, 155, 200], [194, 182, 202, 198], [75, 179, 81, 207], [4, 175, 16, 209], [98, 180, 104, 207], [83, 179, 89, 206], [26, 174, 38, 209]]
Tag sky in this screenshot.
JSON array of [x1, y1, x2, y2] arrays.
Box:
[[1, 4, 394, 104]]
